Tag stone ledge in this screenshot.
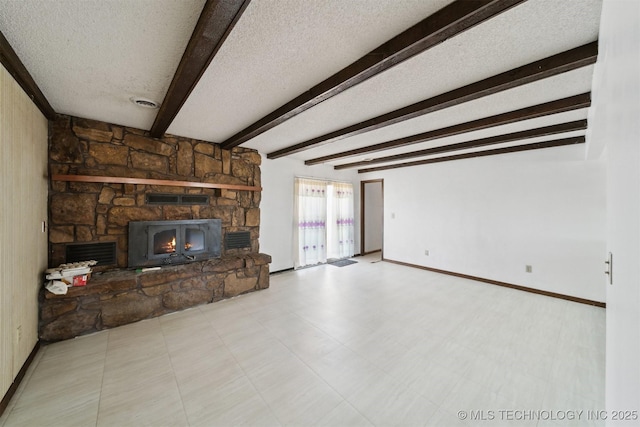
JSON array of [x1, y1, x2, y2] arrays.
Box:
[[40, 253, 271, 342]]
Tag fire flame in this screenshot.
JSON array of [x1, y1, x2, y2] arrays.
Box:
[[159, 236, 198, 253], [162, 237, 176, 252]]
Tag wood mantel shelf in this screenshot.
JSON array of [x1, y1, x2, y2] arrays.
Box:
[[51, 174, 262, 191]]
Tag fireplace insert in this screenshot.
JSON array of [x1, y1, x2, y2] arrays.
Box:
[[128, 219, 221, 268]]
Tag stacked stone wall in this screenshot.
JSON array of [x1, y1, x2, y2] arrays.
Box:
[[43, 115, 270, 341], [49, 115, 262, 269]]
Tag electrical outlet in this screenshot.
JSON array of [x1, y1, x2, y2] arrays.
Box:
[[16, 325, 22, 342], [526, 265, 532, 273], [424, 250, 429, 256]]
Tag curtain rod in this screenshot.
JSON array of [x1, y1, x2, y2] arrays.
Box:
[[294, 175, 354, 185]]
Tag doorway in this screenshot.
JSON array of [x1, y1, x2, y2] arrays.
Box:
[[293, 177, 355, 269], [360, 179, 383, 260]]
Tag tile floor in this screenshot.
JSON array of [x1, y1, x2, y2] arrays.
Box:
[[0, 254, 605, 426]]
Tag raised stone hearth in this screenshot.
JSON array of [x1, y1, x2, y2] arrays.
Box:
[[41, 253, 271, 342]]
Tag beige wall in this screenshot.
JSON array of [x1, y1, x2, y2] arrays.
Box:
[[0, 64, 48, 398]]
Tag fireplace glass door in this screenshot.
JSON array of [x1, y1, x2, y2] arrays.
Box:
[[184, 227, 205, 253], [129, 219, 222, 268], [154, 229, 178, 255], [148, 225, 183, 262]]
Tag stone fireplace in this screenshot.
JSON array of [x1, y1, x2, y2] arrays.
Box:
[[41, 116, 271, 341]]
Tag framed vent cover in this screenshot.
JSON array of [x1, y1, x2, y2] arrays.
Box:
[[146, 193, 209, 205], [181, 195, 210, 204], [225, 231, 251, 249], [65, 242, 117, 266]]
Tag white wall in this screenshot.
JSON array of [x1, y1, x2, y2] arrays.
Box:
[[363, 181, 383, 253], [260, 155, 359, 272], [361, 144, 607, 302], [589, 0, 640, 419]]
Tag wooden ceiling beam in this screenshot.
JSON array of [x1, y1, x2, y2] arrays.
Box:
[[305, 93, 591, 165], [269, 42, 598, 159], [220, 0, 526, 149], [0, 30, 57, 120], [150, 0, 251, 138], [334, 120, 587, 170], [357, 136, 585, 173]]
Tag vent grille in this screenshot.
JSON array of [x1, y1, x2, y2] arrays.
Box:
[[147, 194, 179, 204], [225, 231, 251, 249], [146, 194, 209, 205], [180, 195, 209, 204], [65, 242, 117, 266]]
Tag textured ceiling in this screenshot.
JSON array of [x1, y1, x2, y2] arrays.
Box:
[[301, 66, 595, 164], [0, 0, 602, 172], [167, 0, 452, 141], [0, 0, 205, 130]]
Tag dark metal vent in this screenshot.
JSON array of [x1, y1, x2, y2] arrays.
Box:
[[225, 231, 251, 249], [65, 242, 117, 266], [147, 194, 179, 204], [180, 195, 209, 205], [146, 194, 209, 205]]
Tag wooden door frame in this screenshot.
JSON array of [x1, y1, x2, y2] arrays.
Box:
[[360, 179, 384, 256]]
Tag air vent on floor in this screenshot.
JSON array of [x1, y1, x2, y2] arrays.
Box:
[[65, 242, 117, 266], [146, 194, 209, 205], [225, 231, 251, 249]]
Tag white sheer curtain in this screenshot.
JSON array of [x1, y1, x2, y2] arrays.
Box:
[[294, 178, 328, 269], [330, 182, 355, 259]]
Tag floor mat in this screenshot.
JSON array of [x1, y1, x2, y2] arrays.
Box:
[[328, 259, 358, 267]]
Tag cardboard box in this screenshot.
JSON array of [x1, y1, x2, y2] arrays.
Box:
[[72, 274, 88, 287]]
